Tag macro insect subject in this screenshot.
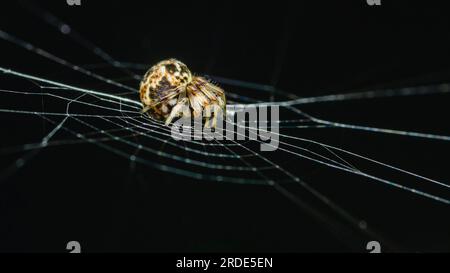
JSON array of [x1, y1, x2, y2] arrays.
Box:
[[140, 59, 227, 128]]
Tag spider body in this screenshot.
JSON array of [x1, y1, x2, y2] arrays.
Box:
[[140, 59, 226, 128]]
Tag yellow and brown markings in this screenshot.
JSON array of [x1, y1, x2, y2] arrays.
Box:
[[139, 59, 226, 126]]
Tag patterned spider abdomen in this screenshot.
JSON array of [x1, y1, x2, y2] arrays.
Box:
[[139, 59, 192, 120]]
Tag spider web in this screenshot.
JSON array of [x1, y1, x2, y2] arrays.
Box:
[[1, 2, 450, 251]]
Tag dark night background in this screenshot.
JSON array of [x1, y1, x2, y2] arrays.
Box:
[[0, 0, 450, 253]]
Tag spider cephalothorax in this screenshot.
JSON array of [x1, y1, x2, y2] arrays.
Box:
[[140, 59, 226, 128]]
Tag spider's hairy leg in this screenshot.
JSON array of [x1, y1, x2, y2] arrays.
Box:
[[203, 105, 213, 129], [211, 104, 223, 129], [203, 103, 223, 129], [141, 105, 152, 115], [197, 80, 227, 128], [164, 97, 190, 126]]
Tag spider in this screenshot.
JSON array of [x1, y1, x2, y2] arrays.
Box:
[[140, 59, 226, 128]]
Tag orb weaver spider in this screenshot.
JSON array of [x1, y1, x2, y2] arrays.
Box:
[[139, 59, 226, 128]]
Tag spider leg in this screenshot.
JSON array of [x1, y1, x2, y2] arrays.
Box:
[[164, 97, 190, 126], [210, 104, 223, 129], [204, 103, 223, 129], [141, 105, 151, 115], [203, 105, 213, 129]]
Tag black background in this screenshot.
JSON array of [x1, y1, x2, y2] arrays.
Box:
[[1, 0, 450, 253]]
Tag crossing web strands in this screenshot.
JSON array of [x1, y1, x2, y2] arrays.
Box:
[[1, 3, 450, 251]]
